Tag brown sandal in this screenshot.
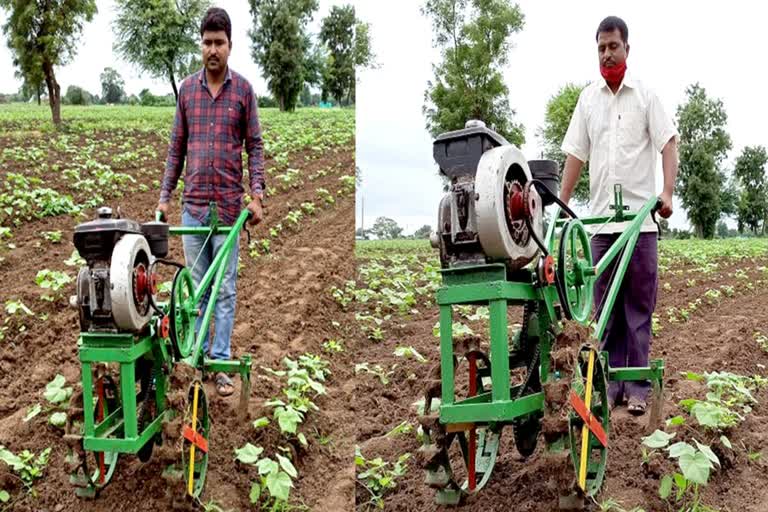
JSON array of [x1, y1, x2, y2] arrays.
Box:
[[215, 372, 235, 397], [628, 397, 647, 416]]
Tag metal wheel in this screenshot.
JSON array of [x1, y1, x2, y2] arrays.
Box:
[[169, 267, 196, 359], [136, 358, 158, 463], [512, 302, 542, 458], [418, 349, 501, 505], [181, 380, 209, 499], [567, 346, 609, 498], [64, 374, 120, 498], [557, 219, 594, 323]]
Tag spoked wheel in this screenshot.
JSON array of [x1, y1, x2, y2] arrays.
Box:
[[181, 380, 209, 499], [418, 347, 501, 505], [567, 345, 609, 498], [557, 219, 594, 323], [136, 358, 158, 463], [64, 373, 120, 498], [169, 267, 196, 360], [513, 302, 542, 458]]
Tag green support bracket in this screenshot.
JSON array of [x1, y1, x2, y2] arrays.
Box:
[[84, 412, 167, 453], [440, 263, 506, 286], [437, 281, 539, 305], [608, 359, 664, 386], [439, 305, 455, 406], [611, 183, 628, 222], [489, 299, 511, 402], [440, 392, 545, 424]]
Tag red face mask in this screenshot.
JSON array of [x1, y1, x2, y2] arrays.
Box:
[[600, 61, 627, 85]]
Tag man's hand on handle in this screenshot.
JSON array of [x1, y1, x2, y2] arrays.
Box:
[[657, 191, 673, 219], [156, 201, 169, 222], [246, 197, 263, 226]]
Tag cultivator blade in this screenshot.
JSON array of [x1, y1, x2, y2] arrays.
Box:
[[475, 429, 499, 474], [558, 492, 588, 510], [647, 377, 664, 432]]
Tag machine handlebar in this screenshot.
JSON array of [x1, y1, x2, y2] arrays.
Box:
[[650, 198, 663, 240], [154, 208, 253, 225]]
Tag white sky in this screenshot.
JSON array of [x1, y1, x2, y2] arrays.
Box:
[[356, 1, 768, 235], [0, 0, 346, 98]]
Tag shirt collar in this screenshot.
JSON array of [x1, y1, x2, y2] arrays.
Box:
[[598, 68, 635, 92], [198, 66, 232, 87]]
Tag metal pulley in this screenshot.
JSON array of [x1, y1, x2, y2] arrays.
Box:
[[474, 145, 544, 269], [110, 234, 154, 332]]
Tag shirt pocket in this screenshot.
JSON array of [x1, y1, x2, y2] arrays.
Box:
[[618, 110, 646, 147]]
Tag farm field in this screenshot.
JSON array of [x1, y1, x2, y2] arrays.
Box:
[[352, 238, 768, 512], [0, 104, 357, 511]]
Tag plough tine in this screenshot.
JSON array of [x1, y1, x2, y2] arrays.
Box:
[[647, 378, 664, 433]]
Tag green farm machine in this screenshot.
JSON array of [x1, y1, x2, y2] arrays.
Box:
[[63, 205, 252, 501], [421, 121, 664, 507]]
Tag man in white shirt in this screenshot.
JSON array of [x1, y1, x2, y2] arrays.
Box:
[[559, 16, 678, 415]]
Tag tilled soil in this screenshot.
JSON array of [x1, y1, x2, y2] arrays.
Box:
[[353, 250, 768, 512], [0, 131, 356, 511]]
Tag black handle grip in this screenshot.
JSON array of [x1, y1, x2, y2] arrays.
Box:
[[651, 198, 663, 240]]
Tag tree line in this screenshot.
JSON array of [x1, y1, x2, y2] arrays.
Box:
[[420, 0, 765, 240], [356, 217, 432, 240], [0, 0, 374, 126]]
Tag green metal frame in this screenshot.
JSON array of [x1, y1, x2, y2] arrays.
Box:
[[76, 205, 253, 464], [433, 185, 665, 500]]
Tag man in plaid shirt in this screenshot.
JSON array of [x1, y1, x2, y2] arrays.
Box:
[[157, 7, 264, 397]]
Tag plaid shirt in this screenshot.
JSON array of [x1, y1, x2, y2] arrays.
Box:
[[160, 67, 265, 226]]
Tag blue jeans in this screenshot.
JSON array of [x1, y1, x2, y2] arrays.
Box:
[[181, 206, 239, 360]]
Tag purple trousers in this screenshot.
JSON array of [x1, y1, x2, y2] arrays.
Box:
[[591, 233, 658, 402]]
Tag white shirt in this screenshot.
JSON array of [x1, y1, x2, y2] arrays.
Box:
[[561, 70, 678, 233]]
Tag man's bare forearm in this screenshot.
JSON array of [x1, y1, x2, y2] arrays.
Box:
[[559, 154, 584, 205], [661, 137, 678, 196]]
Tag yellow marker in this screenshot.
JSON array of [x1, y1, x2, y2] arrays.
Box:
[[187, 382, 200, 496], [578, 349, 596, 491]]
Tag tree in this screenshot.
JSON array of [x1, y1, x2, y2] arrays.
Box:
[[413, 225, 433, 239], [353, 19, 375, 69], [734, 145, 768, 235], [422, 0, 525, 146], [303, 43, 324, 89], [318, 4, 375, 105], [64, 85, 92, 105], [716, 220, 729, 238], [719, 173, 739, 218], [18, 75, 44, 105], [319, 5, 354, 105], [676, 83, 732, 239], [354, 227, 369, 239], [370, 217, 403, 240], [176, 55, 203, 82], [113, 0, 209, 101], [248, 0, 318, 112], [539, 83, 590, 204], [0, 0, 97, 126], [139, 88, 175, 106], [100, 67, 125, 104]]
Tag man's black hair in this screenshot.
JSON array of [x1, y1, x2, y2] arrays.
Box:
[[595, 16, 628, 44], [201, 7, 231, 42]]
